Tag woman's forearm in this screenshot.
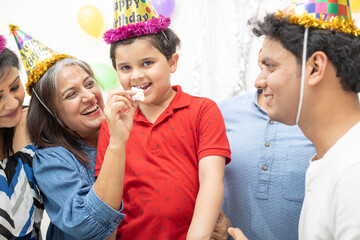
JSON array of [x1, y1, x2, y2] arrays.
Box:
[[93, 139, 126, 211]]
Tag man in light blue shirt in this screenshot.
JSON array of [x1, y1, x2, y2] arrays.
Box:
[[216, 73, 315, 239]]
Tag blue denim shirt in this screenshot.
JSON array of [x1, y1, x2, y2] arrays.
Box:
[[219, 92, 316, 240], [33, 145, 125, 240]]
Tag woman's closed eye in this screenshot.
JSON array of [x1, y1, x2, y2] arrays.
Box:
[[65, 91, 77, 100], [10, 84, 20, 92]]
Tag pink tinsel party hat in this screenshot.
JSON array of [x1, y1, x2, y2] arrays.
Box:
[[276, 0, 360, 36], [0, 35, 6, 54], [103, 0, 170, 44], [9, 24, 75, 95]]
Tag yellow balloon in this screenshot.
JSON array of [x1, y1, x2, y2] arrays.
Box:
[[77, 5, 104, 38], [350, 0, 360, 13]]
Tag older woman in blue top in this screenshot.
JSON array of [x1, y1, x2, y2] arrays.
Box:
[[26, 57, 138, 240], [0, 35, 43, 239]]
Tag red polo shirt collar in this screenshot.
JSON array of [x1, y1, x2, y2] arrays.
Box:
[[134, 85, 189, 124]]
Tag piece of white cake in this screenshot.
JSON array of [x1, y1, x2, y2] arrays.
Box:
[[131, 87, 145, 101]]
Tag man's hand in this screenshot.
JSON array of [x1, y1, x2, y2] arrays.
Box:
[[211, 210, 232, 240]]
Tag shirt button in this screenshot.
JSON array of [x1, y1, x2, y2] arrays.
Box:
[[265, 142, 270, 147], [262, 165, 268, 171], [269, 120, 274, 125]]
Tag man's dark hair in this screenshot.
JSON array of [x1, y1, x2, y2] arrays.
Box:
[[250, 13, 360, 93]]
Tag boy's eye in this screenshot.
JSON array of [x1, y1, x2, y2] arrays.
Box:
[[121, 66, 131, 71], [143, 61, 153, 67]]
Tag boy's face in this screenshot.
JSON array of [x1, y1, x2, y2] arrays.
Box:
[[114, 39, 178, 106], [258, 37, 301, 125]]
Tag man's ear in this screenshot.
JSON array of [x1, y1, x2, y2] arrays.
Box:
[[307, 51, 328, 87], [169, 53, 179, 73]]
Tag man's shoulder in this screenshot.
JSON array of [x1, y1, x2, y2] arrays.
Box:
[[218, 93, 253, 111]]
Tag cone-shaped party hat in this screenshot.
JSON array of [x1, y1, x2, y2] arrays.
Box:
[[103, 0, 170, 44], [9, 24, 75, 95], [276, 0, 360, 36], [0, 35, 6, 54]]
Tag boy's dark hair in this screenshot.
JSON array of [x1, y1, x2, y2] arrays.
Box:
[[250, 13, 360, 93], [0, 48, 20, 158], [110, 28, 181, 69], [27, 58, 96, 166]]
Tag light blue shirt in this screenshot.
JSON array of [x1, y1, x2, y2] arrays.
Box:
[[219, 92, 315, 240], [33, 145, 125, 240]]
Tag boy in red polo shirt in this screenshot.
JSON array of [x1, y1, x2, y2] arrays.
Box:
[[95, 1, 231, 239]]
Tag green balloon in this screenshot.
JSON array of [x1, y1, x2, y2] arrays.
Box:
[[90, 62, 119, 91]]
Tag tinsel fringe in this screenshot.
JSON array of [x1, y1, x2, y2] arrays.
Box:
[[26, 54, 75, 95], [103, 15, 170, 44], [0, 35, 6, 54], [275, 10, 360, 36]]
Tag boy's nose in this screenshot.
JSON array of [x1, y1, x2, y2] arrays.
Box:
[[131, 69, 145, 81]]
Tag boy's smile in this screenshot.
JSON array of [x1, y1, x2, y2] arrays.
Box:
[[114, 38, 179, 107]]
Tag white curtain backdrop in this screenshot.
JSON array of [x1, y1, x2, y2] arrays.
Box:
[[0, 0, 294, 104], [170, 0, 290, 101]]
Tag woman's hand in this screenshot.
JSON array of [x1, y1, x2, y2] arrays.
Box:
[[104, 89, 139, 142]]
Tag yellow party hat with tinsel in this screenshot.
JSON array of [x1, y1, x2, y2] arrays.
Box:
[[9, 24, 75, 95], [275, 0, 360, 36], [103, 0, 170, 44]]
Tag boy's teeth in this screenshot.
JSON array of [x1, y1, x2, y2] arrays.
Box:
[[134, 83, 150, 90]]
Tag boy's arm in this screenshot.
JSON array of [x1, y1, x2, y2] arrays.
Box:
[[186, 155, 226, 240]]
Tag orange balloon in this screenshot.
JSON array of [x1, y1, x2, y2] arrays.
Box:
[[77, 5, 104, 38], [350, 0, 360, 13]]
